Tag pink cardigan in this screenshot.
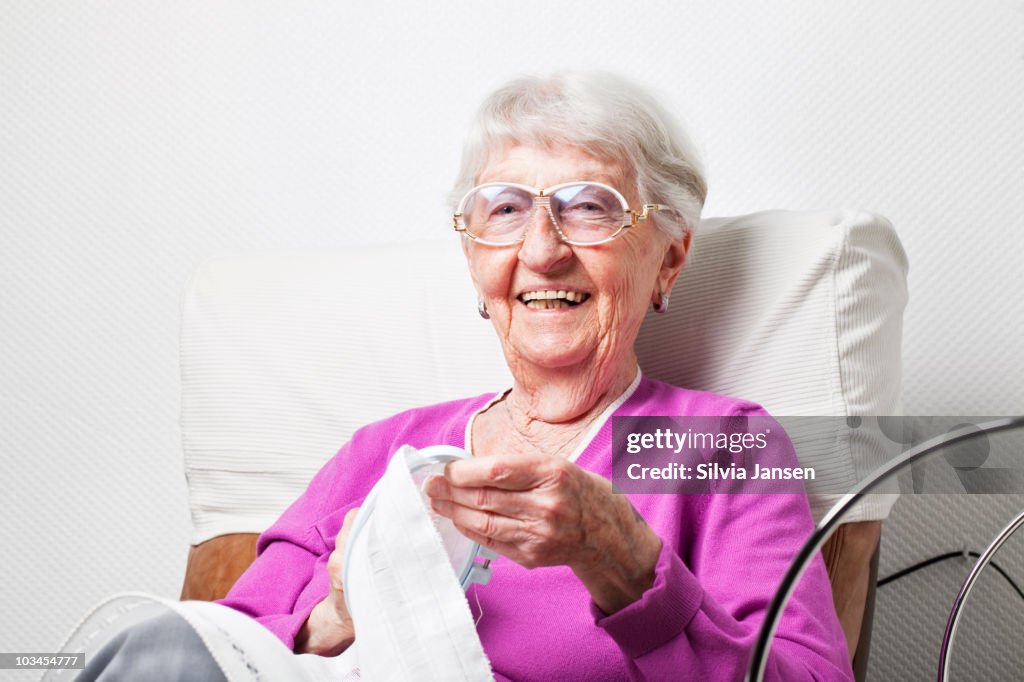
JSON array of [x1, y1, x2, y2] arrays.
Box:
[[219, 376, 853, 681]]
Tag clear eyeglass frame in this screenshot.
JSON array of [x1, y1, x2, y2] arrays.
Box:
[[452, 180, 673, 246]]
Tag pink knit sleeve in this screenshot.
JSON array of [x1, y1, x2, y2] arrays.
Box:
[[593, 409, 854, 681]]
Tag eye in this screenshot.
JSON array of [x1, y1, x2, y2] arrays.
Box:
[[559, 191, 618, 220], [485, 190, 531, 217], [492, 203, 522, 217], [576, 201, 605, 214]]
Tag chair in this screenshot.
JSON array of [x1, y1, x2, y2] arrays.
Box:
[[178, 209, 908, 679]]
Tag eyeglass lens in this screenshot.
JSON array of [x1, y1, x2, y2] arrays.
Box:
[[461, 183, 627, 244]]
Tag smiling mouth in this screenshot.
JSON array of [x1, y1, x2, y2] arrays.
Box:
[[517, 290, 591, 310]]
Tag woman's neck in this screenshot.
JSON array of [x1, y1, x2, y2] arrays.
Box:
[[507, 358, 638, 424], [474, 357, 638, 460]]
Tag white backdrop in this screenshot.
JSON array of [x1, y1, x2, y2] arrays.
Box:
[[2, 1, 1023, 678]]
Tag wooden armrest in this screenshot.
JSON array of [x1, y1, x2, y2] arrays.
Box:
[[180, 533, 260, 602], [181, 522, 881, 679], [822, 520, 882, 680]]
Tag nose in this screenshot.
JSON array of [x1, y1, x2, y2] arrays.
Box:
[[517, 203, 574, 273]]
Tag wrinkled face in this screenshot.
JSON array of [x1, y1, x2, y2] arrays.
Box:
[[462, 143, 688, 376]]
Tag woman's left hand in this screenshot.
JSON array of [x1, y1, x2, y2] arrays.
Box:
[[423, 452, 663, 614]]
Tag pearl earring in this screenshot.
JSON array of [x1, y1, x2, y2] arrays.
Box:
[[653, 291, 670, 314]]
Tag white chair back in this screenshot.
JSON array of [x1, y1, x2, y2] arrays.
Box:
[[181, 209, 907, 543]]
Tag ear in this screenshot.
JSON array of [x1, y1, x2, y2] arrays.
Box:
[[654, 231, 691, 301]]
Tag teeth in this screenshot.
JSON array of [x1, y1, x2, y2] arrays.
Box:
[[520, 289, 587, 303], [525, 298, 570, 309]]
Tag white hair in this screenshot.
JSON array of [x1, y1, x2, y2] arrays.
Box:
[[451, 72, 707, 240]]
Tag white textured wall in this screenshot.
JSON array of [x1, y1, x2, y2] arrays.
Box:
[[2, 0, 1022, 677]]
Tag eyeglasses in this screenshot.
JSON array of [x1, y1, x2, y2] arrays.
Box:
[[452, 181, 672, 246]]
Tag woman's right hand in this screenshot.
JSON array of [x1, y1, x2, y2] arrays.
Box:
[[294, 507, 359, 656]]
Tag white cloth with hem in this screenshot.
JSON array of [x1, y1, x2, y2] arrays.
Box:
[[47, 445, 493, 682]]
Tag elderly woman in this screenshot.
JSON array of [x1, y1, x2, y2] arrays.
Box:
[[79, 73, 852, 681], [218, 72, 852, 680]]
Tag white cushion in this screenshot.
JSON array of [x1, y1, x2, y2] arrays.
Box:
[[637, 209, 908, 520], [181, 209, 908, 543]]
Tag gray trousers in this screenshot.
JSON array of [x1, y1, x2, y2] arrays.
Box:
[[75, 611, 228, 682]]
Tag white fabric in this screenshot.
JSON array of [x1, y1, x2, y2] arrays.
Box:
[[181, 209, 908, 539], [181, 245, 511, 544], [345, 445, 493, 680], [44, 593, 347, 682], [48, 446, 491, 682]]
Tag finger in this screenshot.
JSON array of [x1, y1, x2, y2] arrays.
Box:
[[452, 521, 554, 571], [422, 473, 449, 500], [328, 507, 359, 594], [452, 523, 521, 564], [335, 506, 360, 546], [429, 498, 527, 546], [433, 483, 538, 517], [444, 452, 556, 490]]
